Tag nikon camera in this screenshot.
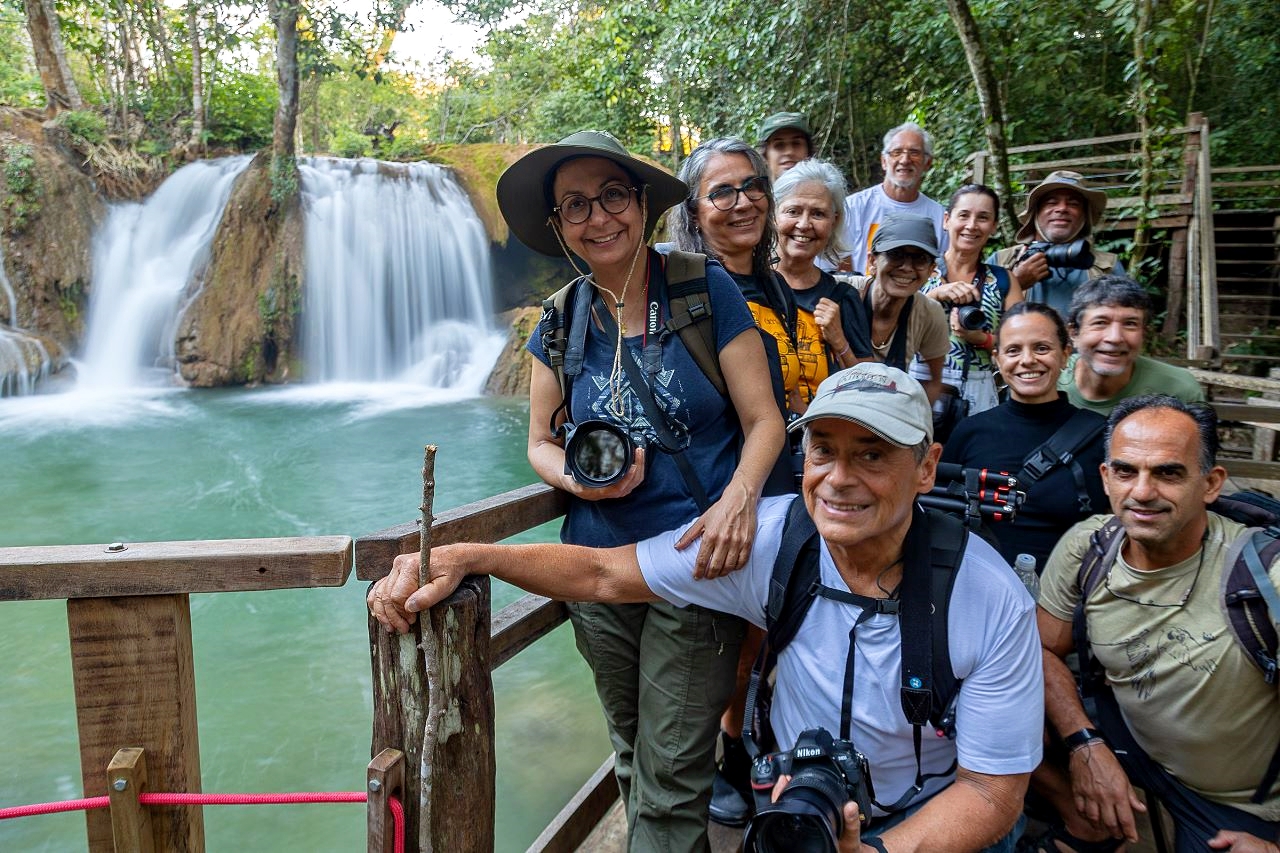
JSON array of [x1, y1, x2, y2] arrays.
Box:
[[743, 727, 873, 853]]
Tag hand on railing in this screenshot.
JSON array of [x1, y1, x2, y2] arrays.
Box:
[[367, 547, 470, 634]]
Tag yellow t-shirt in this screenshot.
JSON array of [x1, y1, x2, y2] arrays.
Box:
[[747, 301, 826, 411]]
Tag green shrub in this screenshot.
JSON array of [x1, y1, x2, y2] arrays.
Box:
[[2, 141, 40, 232], [331, 128, 371, 159], [56, 110, 108, 146], [206, 68, 276, 150]]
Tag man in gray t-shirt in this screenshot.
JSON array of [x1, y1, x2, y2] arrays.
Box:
[[370, 363, 1042, 853]]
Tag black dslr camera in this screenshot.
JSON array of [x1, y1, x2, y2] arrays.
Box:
[[743, 727, 873, 853], [1020, 238, 1094, 273]]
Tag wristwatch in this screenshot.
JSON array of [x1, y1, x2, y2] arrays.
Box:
[[1063, 727, 1106, 752]]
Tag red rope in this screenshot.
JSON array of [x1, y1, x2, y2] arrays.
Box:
[[1, 791, 405, 853]]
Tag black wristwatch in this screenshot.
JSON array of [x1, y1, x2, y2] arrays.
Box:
[[1063, 727, 1106, 752], [863, 838, 889, 853]]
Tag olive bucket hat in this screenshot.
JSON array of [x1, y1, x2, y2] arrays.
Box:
[[496, 130, 688, 257], [1015, 170, 1109, 242]]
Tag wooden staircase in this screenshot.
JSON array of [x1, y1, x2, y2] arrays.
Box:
[[1217, 209, 1280, 364]]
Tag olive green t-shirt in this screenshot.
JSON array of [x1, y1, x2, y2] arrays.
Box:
[[1041, 513, 1280, 820], [1058, 354, 1205, 417]]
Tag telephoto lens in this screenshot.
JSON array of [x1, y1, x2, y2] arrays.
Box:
[[954, 304, 987, 331]]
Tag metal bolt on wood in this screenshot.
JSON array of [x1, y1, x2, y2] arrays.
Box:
[[368, 779, 381, 792], [113, 778, 128, 791]]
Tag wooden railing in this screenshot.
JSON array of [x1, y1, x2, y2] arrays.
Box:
[[355, 482, 628, 853], [0, 535, 354, 851]]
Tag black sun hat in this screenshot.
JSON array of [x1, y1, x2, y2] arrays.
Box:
[[495, 130, 689, 257]]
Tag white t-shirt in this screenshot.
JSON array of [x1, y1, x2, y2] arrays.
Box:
[[835, 185, 947, 273], [637, 495, 1043, 815]]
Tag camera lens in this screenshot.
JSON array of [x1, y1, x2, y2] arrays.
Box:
[[563, 420, 632, 487], [744, 769, 846, 853], [750, 809, 835, 852], [955, 305, 987, 331]]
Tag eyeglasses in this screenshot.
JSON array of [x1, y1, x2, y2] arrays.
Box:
[[553, 183, 638, 225], [879, 248, 935, 269], [886, 147, 926, 161], [696, 175, 770, 211]]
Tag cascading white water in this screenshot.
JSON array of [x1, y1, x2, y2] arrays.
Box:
[[298, 158, 502, 387], [79, 155, 254, 389], [0, 251, 50, 397]]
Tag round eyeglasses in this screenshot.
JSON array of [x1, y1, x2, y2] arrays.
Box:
[[696, 175, 770, 211], [553, 183, 638, 225]]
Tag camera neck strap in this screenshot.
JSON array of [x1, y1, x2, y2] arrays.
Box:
[[593, 291, 712, 512]]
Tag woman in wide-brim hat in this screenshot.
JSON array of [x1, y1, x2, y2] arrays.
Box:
[[499, 130, 784, 851]]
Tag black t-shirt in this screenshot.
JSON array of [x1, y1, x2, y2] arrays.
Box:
[[941, 394, 1108, 568], [786, 271, 873, 361]]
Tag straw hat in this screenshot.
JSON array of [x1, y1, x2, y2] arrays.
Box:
[[496, 130, 688, 257], [1015, 170, 1109, 242]]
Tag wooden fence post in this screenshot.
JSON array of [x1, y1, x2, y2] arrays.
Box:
[[107, 747, 154, 853], [68, 594, 203, 853], [367, 748, 405, 853], [368, 447, 496, 852]]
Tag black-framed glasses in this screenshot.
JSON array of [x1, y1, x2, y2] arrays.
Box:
[[696, 175, 770, 211], [553, 183, 639, 224]]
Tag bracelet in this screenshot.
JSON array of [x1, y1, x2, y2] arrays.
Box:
[[982, 332, 995, 351], [862, 838, 889, 853], [1064, 727, 1107, 753], [835, 343, 852, 360]]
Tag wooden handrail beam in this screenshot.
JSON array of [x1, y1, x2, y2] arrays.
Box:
[[0, 536, 353, 601], [356, 483, 567, 581], [491, 594, 568, 671]]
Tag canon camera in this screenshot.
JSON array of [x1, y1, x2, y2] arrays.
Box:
[[743, 727, 873, 853], [1021, 237, 1094, 272], [561, 420, 635, 487]]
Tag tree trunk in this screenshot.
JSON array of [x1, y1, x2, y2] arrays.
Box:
[[1132, 0, 1155, 268], [266, 0, 300, 206], [945, 0, 1019, 240], [188, 1, 204, 151], [24, 0, 84, 116]]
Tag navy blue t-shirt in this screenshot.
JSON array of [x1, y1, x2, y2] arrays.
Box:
[[527, 251, 757, 547]]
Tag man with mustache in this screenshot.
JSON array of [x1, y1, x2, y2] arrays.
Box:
[[1059, 275, 1203, 416], [369, 364, 1043, 853], [991, 171, 1124, 318], [1035, 396, 1280, 853], [837, 122, 945, 274]]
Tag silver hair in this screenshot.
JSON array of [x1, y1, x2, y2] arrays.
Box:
[[882, 122, 934, 158], [773, 158, 851, 263], [668, 137, 777, 282]]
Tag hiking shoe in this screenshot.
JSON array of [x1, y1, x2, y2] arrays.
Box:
[[708, 731, 753, 827]]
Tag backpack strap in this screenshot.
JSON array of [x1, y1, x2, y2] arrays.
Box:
[[1015, 410, 1105, 514], [540, 276, 592, 431], [1072, 517, 1126, 698], [662, 251, 727, 395]]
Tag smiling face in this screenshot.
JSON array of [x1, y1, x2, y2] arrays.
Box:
[[695, 152, 769, 272], [1035, 189, 1087, 243], [1072, 303, 1145, 381], [944, 191, 998, 255], [881, 130, 932, 193], [550, 156, 644, 276], [776, 181, 836, 266], [995, 312, 1070, 404], [801, 419, 938, 569], [763, 129, 811, 178], [866, 246, 934, 299], [1102, 407, 1225, 569]]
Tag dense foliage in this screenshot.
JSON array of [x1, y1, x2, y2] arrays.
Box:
[[0, 0, 1276, 186]]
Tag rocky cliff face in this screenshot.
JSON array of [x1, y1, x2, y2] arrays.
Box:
[[175, 153, 304, 386], [0, 110, 103, 383]]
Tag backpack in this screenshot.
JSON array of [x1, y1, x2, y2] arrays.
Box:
[[1015, 409, 1106, 515], [540, 250, 724, 407], [1073, 492, 1280, 803], [743, 497, 968, 812]]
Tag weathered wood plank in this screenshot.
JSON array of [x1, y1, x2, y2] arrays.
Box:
[[369, 575, 495, 853], [355, 483, 567, 581], [1191, 368, 1280, 394], [526, 755, 619, 853], [1223, 460, 1280, 481], [367, 748, 405, 853], [107, 748, 154, 853], [0, 536, 353, 601], [1213, 402, 1280, 424], [491, 594, 568, 671], [69, 595, 203, 853]]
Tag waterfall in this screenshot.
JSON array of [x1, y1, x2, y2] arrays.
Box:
[[79, 155, 254, 389], [0, 252, 50, 397], [298, 158, 502, 386]]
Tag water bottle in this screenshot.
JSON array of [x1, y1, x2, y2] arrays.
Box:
[[1014, 553, 1040, 602]]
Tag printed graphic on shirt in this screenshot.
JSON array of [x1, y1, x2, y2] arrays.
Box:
[[748, 301, 802, 405], [1093, 624, 1220, 701], [583, 358, 692, 451], [791, 308, 828, 405]]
